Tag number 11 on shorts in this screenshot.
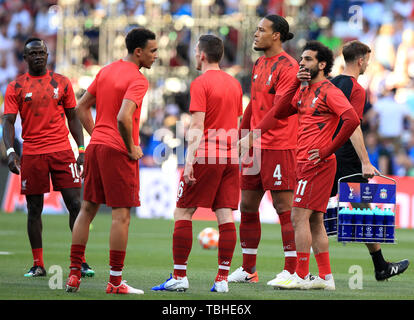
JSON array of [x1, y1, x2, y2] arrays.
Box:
[[295, 179, 308, 203]]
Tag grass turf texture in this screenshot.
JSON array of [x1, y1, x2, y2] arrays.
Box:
[[0, 211, 413, 300]]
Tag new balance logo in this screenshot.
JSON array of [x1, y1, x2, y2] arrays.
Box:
[[53, 88, 59, 99], [295, 197, 302, 202], [391, 266, 399, 275]]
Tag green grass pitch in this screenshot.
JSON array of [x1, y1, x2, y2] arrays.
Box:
[[0, 211, 412, 300]]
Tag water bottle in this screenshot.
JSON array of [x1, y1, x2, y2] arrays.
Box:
[[354, 208, 365, 242], [363, 208, 374, 242], [331, 207, 339, 235], [325, 197, 338, 236], [373, 207, 385, 242], [384, 208, 395, 243], [337, 207, 345, 241], [342, 207, 354, 242]]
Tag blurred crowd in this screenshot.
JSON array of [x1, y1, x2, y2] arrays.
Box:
[[1, 0, 414, 177]]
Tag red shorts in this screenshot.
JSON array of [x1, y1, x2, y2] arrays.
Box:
[[83, 144, 140, 208], [241, 148, 296, 191], [176, 158, 240, 211], [20, 149, 81, 195], [293, 158, 336, 213]]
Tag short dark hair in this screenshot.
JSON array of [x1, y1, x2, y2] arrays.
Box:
[[125, 28, 156, 54], [24, 37, 45, 48], [342, 40, 371, 63], [198, 34, 224, 63], [264, 15, 294, 43], [303, 40, 334, 76]]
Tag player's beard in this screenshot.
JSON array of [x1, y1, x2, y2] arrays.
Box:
[[309, 65, 320, 79], [253, 44, 268, 51]]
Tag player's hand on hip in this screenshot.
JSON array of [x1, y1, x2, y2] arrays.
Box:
[[183, 162, 196, 185], [362, 162, 381, 179], [7, 152, 21, 175], [308, 149, 321, 164], [128, 145, 143, 161]]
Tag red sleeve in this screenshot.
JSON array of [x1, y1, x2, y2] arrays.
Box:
[[87, 73, 98, 97], [325, 86, 355, 118], [349, 85, 365, 120], [255, 79, 300, 135], [319, 106, 359, 160], [272, 63, 299, 103], [123, 76, 148, 107], [62, 78, 77, 109], [239, 101, 251, 138], [189, 78, 206, 113], [238, 90, 243, 117], [3, 83, 18, 114]]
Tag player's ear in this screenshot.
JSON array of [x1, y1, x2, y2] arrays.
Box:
[[133, 47, 143, 58], [272, 31, 280, 41], [319, 61, 327, 72], [200, 51, 207, 62]]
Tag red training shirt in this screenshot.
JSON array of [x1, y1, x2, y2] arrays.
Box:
[[250, 51, 299, 150], [290, 79, 355, 162], [4, 71, 76, 155], [189, 70, 243, 159], [87, 59, 148, 153]]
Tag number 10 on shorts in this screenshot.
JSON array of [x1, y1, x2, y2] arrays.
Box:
[[69, 163, 80, 183]]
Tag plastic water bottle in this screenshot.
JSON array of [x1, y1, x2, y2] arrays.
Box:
[[384, 208, 395, 243], [332, 207, 339, 235], [363, 208, 374, 242], [325, 197, 338, 236], [373, 207, 385, 242], [337, 207, 345, 241], [342, 207, 354, 241], [354, 208, 365, 242]]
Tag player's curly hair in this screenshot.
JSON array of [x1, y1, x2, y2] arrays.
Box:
[[303, 40, 334, 76], [125, 27, 156, 54]]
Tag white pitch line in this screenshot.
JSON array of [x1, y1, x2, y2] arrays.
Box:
[[0, 252, 13, 255]]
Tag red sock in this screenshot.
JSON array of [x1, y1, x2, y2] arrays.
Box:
[[240, 211, 260, 273], [216, 222, 237, 282], [32, 248, 44, 268], [172, 220, 192, 278], [315, 251, 332, 280], [69, 244, 85, 278], [109, 250, 126, 286], [296, 252, 310, 279], [279, 211, 297, 274]]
